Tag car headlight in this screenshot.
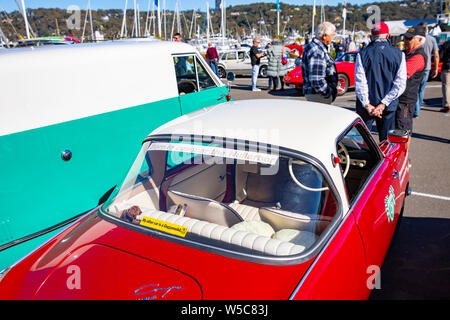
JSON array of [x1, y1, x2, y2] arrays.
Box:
[[0, 267, 10, 282]]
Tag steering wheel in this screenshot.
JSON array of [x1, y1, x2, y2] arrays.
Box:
[[337, 142, 350, 178], [288, 142, 350, 192], [177, 80, 197, 94]]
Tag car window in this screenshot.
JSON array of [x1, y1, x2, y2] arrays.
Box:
[[224, 52, 236, 60], [173, 55, 217, 94], [337, 123, 382, 203], [238, 51, 245, 59], [336, 53, 356, 63], [103, 139, 340, 262], [173, 55, 197, 95], [195, 56, 217, 90]]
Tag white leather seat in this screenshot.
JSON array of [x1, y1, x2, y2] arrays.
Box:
[[136, 209, 307, 256], [167, 190, 243, 227], [259, 207, 332, 235], [228, 202, 261, 221]]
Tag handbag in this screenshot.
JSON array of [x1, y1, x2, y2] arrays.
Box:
[[281, 48, 288, 65]]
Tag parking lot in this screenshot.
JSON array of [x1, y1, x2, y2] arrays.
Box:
[[228, 76, 450, 299]]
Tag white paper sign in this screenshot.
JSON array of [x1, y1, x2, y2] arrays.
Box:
[[149, 142, 278, 165]]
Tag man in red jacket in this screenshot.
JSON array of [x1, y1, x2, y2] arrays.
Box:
[[205, 42, 220, 76], [395, 25, 426, 133]]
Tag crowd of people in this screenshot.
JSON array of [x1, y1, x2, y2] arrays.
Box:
[[173, 22, 449, 141], [245, 22, 448, 142]]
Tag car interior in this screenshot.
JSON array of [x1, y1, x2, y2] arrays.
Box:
[[106, 143, 339, 257], [337, 124, 382, 204]]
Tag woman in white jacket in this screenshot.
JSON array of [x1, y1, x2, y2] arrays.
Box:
[[266, 40, 291, 91]]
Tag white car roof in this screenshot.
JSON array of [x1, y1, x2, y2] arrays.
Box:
[[0, 40, 196, 58], [149, 99, 359, 163]]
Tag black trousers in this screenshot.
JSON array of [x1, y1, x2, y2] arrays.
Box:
[[396, 102, 414, 132], [270, 76, 284, 90]]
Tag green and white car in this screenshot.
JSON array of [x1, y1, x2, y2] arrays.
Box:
[[0, 40, 230, 270]]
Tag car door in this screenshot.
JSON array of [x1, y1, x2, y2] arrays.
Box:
[[173, 54, 228, 115], [340, 122, 406, 270], [237, 51, 252, 75], [223, 52, 238, 73]]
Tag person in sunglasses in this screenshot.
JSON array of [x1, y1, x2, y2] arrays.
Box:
[[395, 25, 427, 133]]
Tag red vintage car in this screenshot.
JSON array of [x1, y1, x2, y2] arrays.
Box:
[[284, 51, 358, 96], [0, 100, 410, 300], [430, 60, 443, 79]]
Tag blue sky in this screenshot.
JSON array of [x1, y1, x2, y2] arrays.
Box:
[[1, 0, 401, 12]]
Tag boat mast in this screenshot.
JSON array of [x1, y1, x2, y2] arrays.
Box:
[[221, 0, 226, 45], [16, 0, 32, 39], [312, 0, 316, 37], [0, 24, 9, 46], [82, 0, 94, 42], [132, 0, 139, 37], [342, 1, 347, 38], [189, 8, 196, 38], [177, 0, 182, 36], [277, 0, 280, 36], [145, 0, 151, 36], [120, 0, 128, 38], [206, 1, 210, 43], [321, 0, 325, 24], [163, 0, 167, 40]]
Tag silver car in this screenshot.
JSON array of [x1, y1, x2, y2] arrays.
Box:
[[217, 49, 268, 78]]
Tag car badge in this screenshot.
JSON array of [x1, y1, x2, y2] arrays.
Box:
[[384, 185, 395, 223]]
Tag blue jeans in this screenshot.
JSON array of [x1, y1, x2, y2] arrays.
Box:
[[415, 69, 430, 117], [251, 65, 260, 89], [209, 59, 218, 76]]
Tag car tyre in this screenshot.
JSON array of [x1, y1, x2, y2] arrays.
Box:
[[337, 73, 349, 96], [218, 67, 226, 79], [259, 65, 268, 78]]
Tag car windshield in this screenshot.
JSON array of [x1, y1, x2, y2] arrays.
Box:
[[335, 53, 356, 63], [102, 138, 339, 261]]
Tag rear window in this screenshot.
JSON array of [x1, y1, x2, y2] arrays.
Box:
[[102, 138, 340, 263]]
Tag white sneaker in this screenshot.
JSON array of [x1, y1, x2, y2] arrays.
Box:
[[252, 88, 261, 92]]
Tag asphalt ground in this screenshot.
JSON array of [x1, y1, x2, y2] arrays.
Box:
[[227, 76, 450, 299]]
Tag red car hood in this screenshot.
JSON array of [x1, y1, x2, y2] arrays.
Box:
[[33, 244, 202, 300], [1, 212, 313, 300]]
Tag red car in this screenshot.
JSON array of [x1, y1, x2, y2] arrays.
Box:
[[284, 51, 358, 96], [0, 100, 410, 300], [430, 60, 443, 79]]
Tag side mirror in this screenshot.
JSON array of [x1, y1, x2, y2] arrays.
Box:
[[388, 129, 409, 144], [226, 71, 235, 92], [226, 72, 235, 82]]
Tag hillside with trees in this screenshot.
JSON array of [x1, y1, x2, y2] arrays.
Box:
[[0, 0, 441, 42]]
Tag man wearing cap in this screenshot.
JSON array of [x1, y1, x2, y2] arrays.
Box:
[[396, 25, 426, 132], [355, 22, 407, 142]]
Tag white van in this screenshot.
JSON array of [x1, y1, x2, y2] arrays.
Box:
[[0, 40, 230, 269]]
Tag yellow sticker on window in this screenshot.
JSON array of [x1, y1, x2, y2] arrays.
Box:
[[140, 216, 189, 238]]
